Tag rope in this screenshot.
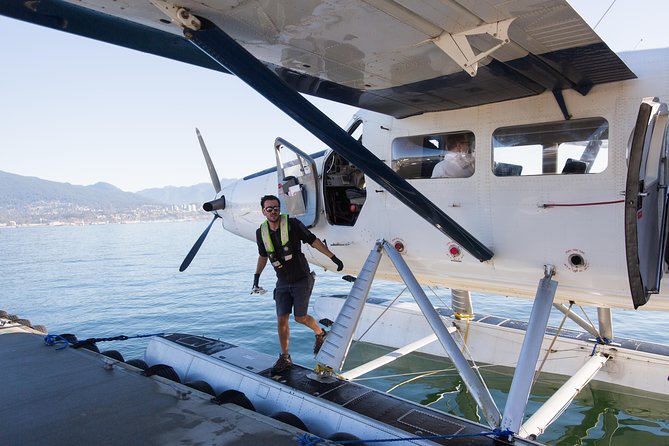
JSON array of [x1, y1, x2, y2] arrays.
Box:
[[44, 332, 166, 349], [462, 318, 471, 351], [385, 370, 440, 393], [295, 429, 514, 445], [43, 334, 75, 350], [351, 362, 502, 382]]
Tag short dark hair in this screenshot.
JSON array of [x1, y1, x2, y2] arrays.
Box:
[[260, 195, 280, 208], [446, 133, 470, 149]]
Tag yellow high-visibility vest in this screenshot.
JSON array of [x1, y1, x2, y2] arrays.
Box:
[[260, 214, 293, 268]]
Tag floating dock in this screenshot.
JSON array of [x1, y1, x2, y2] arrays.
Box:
[[0, 327, 305, 445], [1, 317, 541, 445]]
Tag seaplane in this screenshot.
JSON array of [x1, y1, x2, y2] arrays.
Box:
[[3, 0, 669, 444]]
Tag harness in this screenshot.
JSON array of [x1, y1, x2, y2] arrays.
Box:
[[260, 214, 293, 268]]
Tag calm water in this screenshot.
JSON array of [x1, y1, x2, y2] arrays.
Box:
[[1, 221, 668, 445]]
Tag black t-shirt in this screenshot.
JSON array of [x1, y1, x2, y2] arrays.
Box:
[[256, 217, 317, 283]]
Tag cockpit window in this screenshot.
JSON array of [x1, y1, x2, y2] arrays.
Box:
[[492, 117, 609, 176], [392, 131, 475, 179], [348, 119, 363, 143]]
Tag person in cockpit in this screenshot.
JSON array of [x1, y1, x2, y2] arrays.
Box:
[[431, 133, 475, 178], [252, 194, 344, 374]]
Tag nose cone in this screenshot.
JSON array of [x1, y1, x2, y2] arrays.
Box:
[[203, 196, 226, 212]]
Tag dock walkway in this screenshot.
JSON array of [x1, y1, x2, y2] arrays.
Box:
[[0, 330, 304, 445]]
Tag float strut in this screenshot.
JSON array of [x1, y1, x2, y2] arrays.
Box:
[[597, 307, 614, 341], [382, 241, 502, 428], [501, 266, 558, 436], [342, 333, 440, 380], [520, 353, 609, 438]]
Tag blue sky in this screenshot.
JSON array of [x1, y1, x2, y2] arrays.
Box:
[[2, 1, 669, 192]]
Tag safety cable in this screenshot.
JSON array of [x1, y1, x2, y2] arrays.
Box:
[[578, 305, 601, 339], [355, 286, 407, 343], [532, 302, 572, 387], [594, 0, 618, 29]]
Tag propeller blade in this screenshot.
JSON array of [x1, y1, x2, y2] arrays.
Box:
[[185, 21, 493, 261], [196, 128, 221, 194], [179, 215, 220, 272]]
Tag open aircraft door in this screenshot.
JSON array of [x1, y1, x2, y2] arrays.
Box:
[[274, 138, 319, 228], [625, 98, 669, 308]]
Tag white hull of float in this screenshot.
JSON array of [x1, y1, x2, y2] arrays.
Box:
[[144, 334, 541, 445], [145, 337, 401, 441], [314, 295, 669, 397]]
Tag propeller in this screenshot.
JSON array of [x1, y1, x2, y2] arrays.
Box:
[[179, 214, 220, 272], [179, 129, 225, 272], [196, 127, 221, 194]]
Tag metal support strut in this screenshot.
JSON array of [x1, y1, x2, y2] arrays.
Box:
[[519, 352, 609, 438], [317, 240, 501, 428], [315, 242, 383, 374], [381, 241, 502, 428], [501, 265, 558, 437]]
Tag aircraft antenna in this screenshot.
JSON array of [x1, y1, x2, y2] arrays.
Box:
[[594, 0, 617, 29]]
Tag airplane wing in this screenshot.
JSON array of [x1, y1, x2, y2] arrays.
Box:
[[1, 0, 635, 119]]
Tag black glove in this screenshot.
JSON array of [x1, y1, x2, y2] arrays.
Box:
[[330, 255, 344, 272], [251, 273, 266, 295]]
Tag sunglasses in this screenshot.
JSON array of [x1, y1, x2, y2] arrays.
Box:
[[264, 206, 280, 213]]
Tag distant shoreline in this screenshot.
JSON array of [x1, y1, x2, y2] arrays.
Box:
[[0, 215, 211, 229]]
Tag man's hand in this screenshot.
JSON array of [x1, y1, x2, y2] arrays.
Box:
[[330, 255, 344, 272], [251, 273, 266, 294], [251, 286, 266, 295]]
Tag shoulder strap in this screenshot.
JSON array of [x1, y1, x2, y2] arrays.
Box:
[[260, 220, 275, 253]]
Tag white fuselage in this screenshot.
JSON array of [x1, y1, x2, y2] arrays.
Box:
[[216, 48, 669, 311]]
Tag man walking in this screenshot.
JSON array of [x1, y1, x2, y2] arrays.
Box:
[[253, 195, 344, 374]]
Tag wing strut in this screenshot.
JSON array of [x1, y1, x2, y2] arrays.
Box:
[[180, 16, 493, 262]]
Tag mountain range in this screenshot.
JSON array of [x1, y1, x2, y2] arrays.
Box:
[[0, 170, 236, 224], [0, 171, 233, 207]]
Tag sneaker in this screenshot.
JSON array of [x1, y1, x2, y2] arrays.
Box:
[[271, 353, 292, 374], [314, 330, 327, 355]]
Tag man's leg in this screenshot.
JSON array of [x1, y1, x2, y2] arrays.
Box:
[[292, 273, 322, 334], [294, 314, 323, 334], [272, 283, 294, 373], [277, 314, 290, 354], [292, 274, 327, 355]]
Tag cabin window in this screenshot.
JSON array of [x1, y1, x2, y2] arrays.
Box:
[[492, 117, 609, 176], [391, 131, 475, 179]]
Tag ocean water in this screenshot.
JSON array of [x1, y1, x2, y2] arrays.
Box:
[[1, 221, 668, 445]]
